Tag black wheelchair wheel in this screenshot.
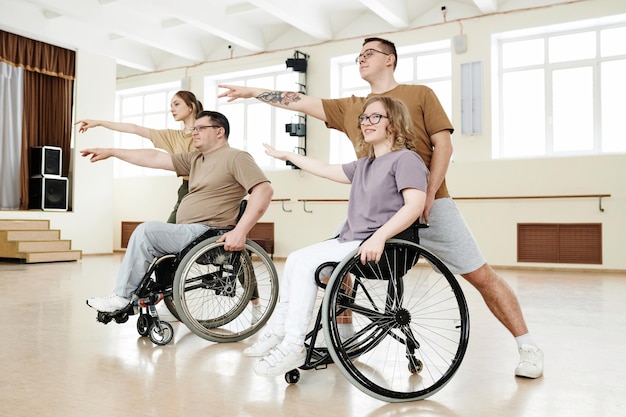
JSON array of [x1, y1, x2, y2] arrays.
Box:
[[173, 237, 279, 343], [322, 239, 470, 402]]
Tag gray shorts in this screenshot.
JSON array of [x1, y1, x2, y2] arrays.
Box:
[[418, 198, 486, 275]]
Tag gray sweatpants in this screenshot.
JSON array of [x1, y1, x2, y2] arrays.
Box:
[[419, 197, 486, 275]]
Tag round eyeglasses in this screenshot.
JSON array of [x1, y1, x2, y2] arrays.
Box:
[[358, 113, 388, 125], [355, 48, 390, 64]]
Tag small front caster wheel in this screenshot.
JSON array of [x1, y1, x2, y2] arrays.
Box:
[[408, 358, 423, 374], [136, 315, 152, 336], [285, 369, 300, 384], [148, 320, 174, 346]]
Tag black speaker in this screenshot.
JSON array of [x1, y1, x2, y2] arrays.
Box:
[[30, 146, 62, 177], [29, 176, 68, 211]]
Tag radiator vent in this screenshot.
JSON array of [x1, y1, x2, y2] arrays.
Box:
[[517, 223, 602, 264], [121, 221, 143, 249]]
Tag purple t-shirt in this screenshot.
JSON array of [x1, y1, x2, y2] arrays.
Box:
[[338, 149, 429, 242]]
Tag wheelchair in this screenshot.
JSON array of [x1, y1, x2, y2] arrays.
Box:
[[283, 224, 470, 402], [95, 205, 279, 346]]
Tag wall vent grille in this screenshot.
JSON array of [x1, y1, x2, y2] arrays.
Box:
[[517, 223, 602, 264]]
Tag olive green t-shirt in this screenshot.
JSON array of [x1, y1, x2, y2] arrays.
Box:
[[322, 84, 453, 199]]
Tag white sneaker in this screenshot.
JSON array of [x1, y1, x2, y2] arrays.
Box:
[[86, 294, 130, 313], [251, 304, 263, 325], [515, 344, 544, 378], [253, 343, 306, 377], [243, 331, 283, 357]]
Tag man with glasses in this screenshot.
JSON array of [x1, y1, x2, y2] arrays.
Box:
[[219, 37, 544, 379], [80, 110, 273, 314]]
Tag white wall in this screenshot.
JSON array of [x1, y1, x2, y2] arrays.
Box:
[[111, 0, 626, 271], [3, 50, 115, 255], [6, 0, 624, 271]]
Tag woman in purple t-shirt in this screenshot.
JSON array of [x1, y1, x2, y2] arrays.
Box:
[[248, 96, 429, 377]]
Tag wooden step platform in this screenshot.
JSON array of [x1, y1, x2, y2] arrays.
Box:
[[0, 219, 82, 263]]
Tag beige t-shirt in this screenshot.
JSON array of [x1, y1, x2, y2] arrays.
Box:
[[322, 84, 454, 199], [150, 129, 194, 180], [170, 145, 269, 227]]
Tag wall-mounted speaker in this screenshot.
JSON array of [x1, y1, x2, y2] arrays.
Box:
[[453, 34, 467, 55], [30, 146, 62, 177], [29, 176, 68, 211]]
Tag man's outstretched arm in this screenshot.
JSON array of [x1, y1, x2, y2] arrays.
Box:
[[218, 85, 327, 122], [80, 148, 175, 171]]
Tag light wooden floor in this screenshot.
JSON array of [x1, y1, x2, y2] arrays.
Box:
[[1, 253, 625, 417]]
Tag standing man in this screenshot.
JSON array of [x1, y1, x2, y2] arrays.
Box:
[[218, 37, 543, 379]]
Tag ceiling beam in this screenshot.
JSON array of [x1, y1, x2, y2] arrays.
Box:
[[20, 0, 205, 62], [247, 0, 333, 40], [0, 0, 156, 71], [360, 0, 409, 28], [471, 0, 498, 13], [139, 0, 266, 52]]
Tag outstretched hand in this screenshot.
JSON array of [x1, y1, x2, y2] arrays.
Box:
[[217, 84, 256, 102], [80, 148, 113, 162], [263, 143, 291, 161], [75, 119, 98, 133]]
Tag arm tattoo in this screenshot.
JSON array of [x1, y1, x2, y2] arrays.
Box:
[[257, 91, 302, 106]]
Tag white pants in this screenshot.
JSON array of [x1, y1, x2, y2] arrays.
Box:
[[272, 238, 361, 347]]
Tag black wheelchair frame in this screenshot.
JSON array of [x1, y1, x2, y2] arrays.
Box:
[[95, 202, 279, 346], [282, 223, 471, 402]]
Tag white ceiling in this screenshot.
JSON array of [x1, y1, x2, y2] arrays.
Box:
[[0, 0, 572, 78]]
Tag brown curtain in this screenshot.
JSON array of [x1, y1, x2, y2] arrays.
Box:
[[0, 30, 75, 210]]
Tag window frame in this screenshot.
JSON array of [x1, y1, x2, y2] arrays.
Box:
[[206, 65, 301, 171], [114, 81, 181, 178], [492, 16, 626, 160]]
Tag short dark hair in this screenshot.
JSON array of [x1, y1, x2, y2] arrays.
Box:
[[363, 37, 398, 70], [196, 110, 230, 139]]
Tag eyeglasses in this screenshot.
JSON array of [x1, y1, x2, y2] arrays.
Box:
[[190, 125, 220, 133], [358, 113, 388, 125], [355, 48, 390, 63]]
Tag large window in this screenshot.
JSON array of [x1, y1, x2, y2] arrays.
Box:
[[114, 81, 181, 178], [206, 66, 300, 170], [330, 41, 452, 163], [493, 16, 626, 159]]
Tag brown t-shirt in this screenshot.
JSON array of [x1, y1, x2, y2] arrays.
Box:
[[170, 145, 269, 226], [322, 84, 454, 199]]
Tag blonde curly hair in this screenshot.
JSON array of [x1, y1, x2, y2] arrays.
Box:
[[354, 96, 417, 159]]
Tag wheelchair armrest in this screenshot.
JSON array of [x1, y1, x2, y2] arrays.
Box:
[[236, 200, 247, 223], [392, 221, 428, 243]]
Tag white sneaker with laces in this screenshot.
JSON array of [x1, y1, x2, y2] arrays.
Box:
[[253, 343, 306, 377], [251, 304, 263, 325], [515, 344, 544, 378], [243, 331, 283, 357], [86, 294, 131, 313]]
